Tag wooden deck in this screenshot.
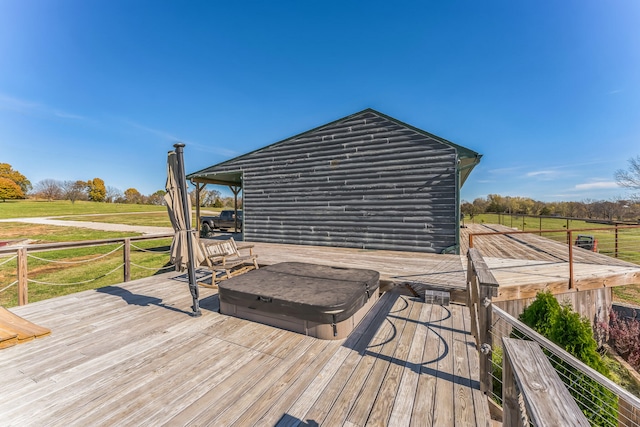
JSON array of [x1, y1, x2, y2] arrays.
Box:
[[0, 272, 490, 426], [461, 224, 640, 302]]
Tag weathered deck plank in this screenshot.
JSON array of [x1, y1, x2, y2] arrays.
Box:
[[1, 267, 489, 426], [387, 300, 433, 425], [365, 294, 423, 426], [460, 223, 640, 300], [431, 304, 455, 426]]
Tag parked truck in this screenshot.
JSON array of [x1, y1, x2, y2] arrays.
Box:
[[200, 210, 243, 236]]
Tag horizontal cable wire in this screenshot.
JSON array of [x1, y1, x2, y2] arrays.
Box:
[[490, 316, 627, 426], [28, 264, 124, 286], [129, 262, 175, 271], [130, 243, 171, 253], [27, 245, 124, 264], [0, 280, 18, 293], [0, 255, 17, 266]]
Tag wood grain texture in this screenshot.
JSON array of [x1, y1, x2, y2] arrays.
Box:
[[502, 338, 590, 427], [2, 266, 490, 426], [190, 110, 470, 253]]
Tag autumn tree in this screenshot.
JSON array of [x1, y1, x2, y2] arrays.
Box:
[[124, 188, 144, 204], [147, 190, 166, 205], [0, 177, 24, 201], [33, 179, 63, 201], [87, 178, 106, 202], [486, 194, 507, 213], [0, 163, 31, 194], [62, 180, 88, 203]]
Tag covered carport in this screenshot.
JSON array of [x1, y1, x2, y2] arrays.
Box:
[[187, 170, 243, 235]]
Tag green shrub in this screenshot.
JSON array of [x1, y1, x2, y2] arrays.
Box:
[[518, 292, 616, 426]]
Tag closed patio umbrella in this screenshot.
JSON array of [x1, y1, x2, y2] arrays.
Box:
[[165, 143, 205, 316]]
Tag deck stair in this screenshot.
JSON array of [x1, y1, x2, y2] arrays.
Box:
[[0, 306, 50, 349]]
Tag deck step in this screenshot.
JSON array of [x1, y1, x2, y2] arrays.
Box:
[[0, 306, 51, 349]]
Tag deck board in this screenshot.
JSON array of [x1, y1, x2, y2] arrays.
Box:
[[1, 270, 489, 426], [461, 223, 640, 300]]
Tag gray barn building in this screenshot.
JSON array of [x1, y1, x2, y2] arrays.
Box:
[[188, 109, 481, 254]]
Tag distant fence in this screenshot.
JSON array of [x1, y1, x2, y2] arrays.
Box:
[[467, 247, 640, 426], [0, 233, 175, 306], [467, 213, 639, 231], [468, 224, 640, 288]]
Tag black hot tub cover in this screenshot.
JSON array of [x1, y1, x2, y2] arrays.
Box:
[[217, 262, 380, 324]]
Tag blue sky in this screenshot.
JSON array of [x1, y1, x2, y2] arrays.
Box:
[[1, 1, 639, 202]]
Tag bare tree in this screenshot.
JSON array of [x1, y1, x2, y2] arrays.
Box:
[[147, 190, 166, 206], [615, 156, 640, 198], [62, 180, 88, 203], [201, 189, 222, 207], [33, 179, 63, 201], [105, 186, 123, 203]]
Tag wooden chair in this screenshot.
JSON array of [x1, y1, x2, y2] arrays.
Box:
[[199, 237, 259, 286]]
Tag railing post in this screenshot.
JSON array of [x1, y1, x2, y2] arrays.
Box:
[[568, 230, 573, 289], [17, 247, 28, 306], [469, 234, 474, 248], [502, 343, 525, 427], [467, 248, 500, 396], [123, 238, 131, 282], [479, 282, 496, 394], [615, 225, 619, 258]]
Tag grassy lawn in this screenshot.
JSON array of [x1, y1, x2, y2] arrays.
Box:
[[0, 222, 138, 243], [0, 237, 173, 307], [0, 219, 171, 307], [0, 199, 166, 219]]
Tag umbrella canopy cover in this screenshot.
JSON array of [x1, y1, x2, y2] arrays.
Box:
[[165, 150, 205, 272]]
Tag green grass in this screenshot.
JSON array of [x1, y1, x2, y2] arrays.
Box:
[[0, 222, 139, 243], [0, 238, 174, 306], [468, 213, 617, 232], [0, 200, 166, 219], [604, 355, 640, 398], [0, 201, 206, 307]]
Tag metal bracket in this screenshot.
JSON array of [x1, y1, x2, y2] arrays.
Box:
[[480, 343, 492, 355]]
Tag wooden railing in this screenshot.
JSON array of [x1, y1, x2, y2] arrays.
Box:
[[0, 233, 174, 305], [466, 248, 499, 393], [467, 248, 640, 425]]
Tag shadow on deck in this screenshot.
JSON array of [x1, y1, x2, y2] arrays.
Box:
[[1, 271, 489, 426]]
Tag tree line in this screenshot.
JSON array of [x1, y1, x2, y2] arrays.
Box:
[[461, 195, 640, 222], [0, 162, 240, 207]]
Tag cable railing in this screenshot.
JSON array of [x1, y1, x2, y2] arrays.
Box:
[[468, 224, 640, 293], [0, 233, 174, 306], [467, 247, 640, 426]]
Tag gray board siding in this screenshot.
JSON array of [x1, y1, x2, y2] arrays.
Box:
[[211, 111, 459, 253]]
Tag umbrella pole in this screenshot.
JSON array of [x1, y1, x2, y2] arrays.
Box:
[[174, 143, 201, 317]]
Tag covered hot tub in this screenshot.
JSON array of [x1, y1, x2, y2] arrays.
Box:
[[218, 262, 380, 340]]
